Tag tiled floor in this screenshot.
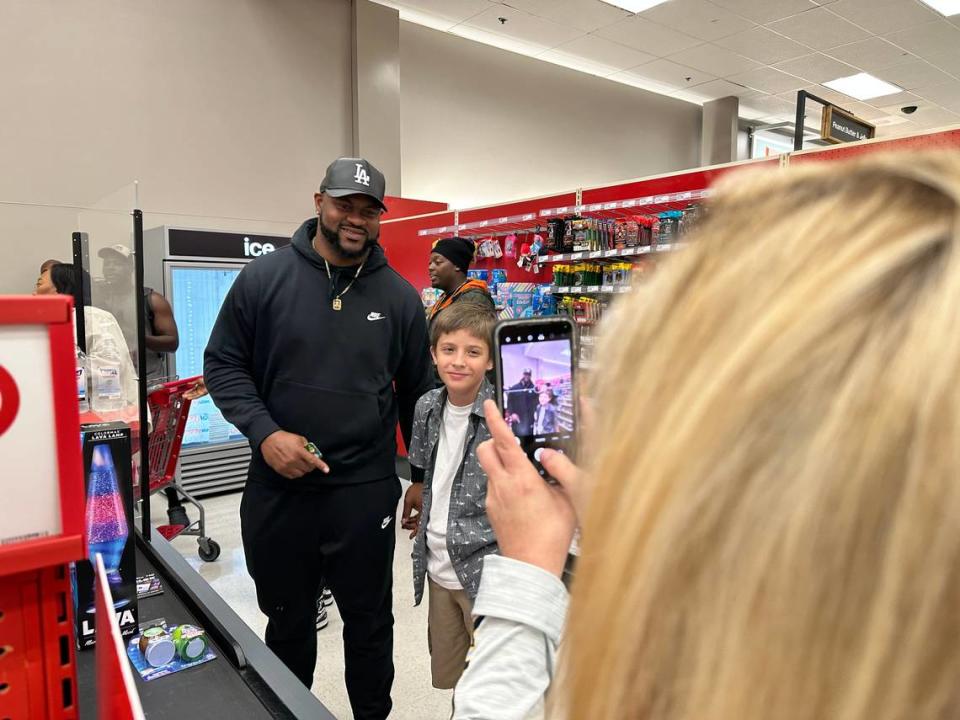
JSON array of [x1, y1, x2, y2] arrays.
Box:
[[157, 481, 452, 720]]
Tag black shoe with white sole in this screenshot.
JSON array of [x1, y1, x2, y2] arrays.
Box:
[[316, 600, 328, 631], [321, 588, 334, 607]]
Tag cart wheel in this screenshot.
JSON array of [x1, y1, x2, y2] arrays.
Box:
[[198, 539, 221, 562]]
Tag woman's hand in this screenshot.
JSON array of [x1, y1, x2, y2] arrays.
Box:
[[478, 400, 580, 578]]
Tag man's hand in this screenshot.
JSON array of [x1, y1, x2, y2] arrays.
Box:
[[184, 378, 207, 401], [402, 482, 423, 539], [260, 430, 330, 479], [478, 400, 579, 578]]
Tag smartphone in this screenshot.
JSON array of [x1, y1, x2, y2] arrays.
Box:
[[494, 317, 577, 479]]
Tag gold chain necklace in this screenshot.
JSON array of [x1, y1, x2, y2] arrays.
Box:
[[324, 258, 365, 311]]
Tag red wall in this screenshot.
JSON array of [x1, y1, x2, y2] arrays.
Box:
[[382, 196, 448, 221]]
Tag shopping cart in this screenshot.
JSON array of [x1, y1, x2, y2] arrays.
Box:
[[146, 376, 221, 562]]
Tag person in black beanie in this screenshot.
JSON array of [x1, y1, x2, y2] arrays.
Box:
[[427, 236, 495, 325]]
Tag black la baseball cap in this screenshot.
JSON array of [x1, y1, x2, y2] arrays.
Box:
[[320, 157, 388, 212]]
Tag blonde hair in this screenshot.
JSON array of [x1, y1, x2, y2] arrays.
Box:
[[562, 152, 960, 720]]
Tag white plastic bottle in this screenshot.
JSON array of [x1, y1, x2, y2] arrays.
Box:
[[76, 346, 89, 413], [91, 338, 124, 412]]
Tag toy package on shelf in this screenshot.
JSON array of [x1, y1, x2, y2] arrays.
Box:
[[466, 269, 490, 284], [496, 282, 538, 318], [490, 269, 508, 293], [127, 617, 217, 681], [421, 287, 444, 310], [73, 422, 139, 649]]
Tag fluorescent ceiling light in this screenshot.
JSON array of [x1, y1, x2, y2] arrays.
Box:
[[598, 0, 672, 13], [822, 72, 903, 101], [916, 0, 960, 16]]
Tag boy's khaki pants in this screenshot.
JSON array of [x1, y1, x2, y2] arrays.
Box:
[[427, 577, 474, 689]]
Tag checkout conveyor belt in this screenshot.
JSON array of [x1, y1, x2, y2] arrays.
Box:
[[76, 528, 336, 719]]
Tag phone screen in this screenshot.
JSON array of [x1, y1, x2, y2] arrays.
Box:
[[495, 318, 577, 478]]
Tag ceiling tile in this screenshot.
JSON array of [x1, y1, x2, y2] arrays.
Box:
[[713, 26, 809, 64], [639, 0, 755, 42], [886, 21, 960, 59], [667, 43, 760, 76], [902, 106, 960, 129], [706, 0, 817, 25], [873, 91, 925, 110], [825, 0, 939, 36], [727, 66, 806, 93], [842, 101, 896, 121], [916, 82, 960, 108], [383, 0, 492, 27], [606, 69, 690, 96], [504, 0, 629, 33], [768, 7, 871, 51], [548, 34, 657, 71], [687, 78, 759, 99], [630, 57, 717, 88], [449, 23, 552, 56], [461, 4, 583, 48], [826, 38, 914, 72], [774, 53, 858, 83], [878, 61, 955, 92], [922, 50, 960, 77], [592, 15, 703, 57], [741, 93, 797, 115]]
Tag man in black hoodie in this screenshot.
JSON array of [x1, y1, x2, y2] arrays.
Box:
[[204, 157, 432, 720]]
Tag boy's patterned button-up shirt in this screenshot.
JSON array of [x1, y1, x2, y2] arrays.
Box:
[[408, 379, 498, 606]]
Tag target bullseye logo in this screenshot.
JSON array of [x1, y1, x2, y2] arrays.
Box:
[[0, 364, 20, 437]]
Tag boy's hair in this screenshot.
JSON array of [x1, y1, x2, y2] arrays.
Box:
[[430, 300, 496, 352]]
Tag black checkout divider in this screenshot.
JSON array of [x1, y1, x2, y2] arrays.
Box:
[[76, 528, 337, 719]]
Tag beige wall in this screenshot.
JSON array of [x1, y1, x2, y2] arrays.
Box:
[[0, 0, 353, 294], [399, 22, 703, 209]]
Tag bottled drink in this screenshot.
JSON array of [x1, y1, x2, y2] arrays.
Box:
[[76, 346, 89, 413], [91, 337, 124, 412]]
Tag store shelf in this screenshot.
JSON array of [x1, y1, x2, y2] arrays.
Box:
[[549, 285, 633, 295], [537, 189, 710, 221], [416, 189, 709, 238], [542, 243, 682, 263]]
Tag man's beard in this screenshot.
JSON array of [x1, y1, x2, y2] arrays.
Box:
[[319, 217, 378, 260]]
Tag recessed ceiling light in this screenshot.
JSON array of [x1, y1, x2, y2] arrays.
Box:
[[598, 0, 672, 13], [822, 73, 903, 101], [916, 0, 960, 16]]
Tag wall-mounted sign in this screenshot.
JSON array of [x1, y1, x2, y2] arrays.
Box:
[[167, 229, 291, 260], [821, 105, 876, 144]]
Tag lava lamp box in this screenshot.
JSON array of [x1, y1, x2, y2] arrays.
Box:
[[73, 421, 138, 649]]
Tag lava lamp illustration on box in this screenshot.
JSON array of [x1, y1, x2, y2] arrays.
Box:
[[85, 443, 129, 604], [73, 421, 139, 649]]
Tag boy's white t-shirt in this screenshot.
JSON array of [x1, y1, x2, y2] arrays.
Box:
[[426, 399, 473, 590]]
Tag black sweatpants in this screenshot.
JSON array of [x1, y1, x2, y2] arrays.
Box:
[[240, 475, 402, 720]]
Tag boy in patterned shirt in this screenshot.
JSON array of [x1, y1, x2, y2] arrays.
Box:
[[402, 301, 499, 689]]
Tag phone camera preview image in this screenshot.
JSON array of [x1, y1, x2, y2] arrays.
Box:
[[499, 333, 575, 478]]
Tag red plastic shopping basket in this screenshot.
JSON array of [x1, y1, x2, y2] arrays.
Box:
[[146, 377, 200, 497]]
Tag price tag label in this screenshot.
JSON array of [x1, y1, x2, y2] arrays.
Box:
[[558, 287, 569, 293], [556, 207, 568, 214], [571, 286, 583, 293], [623, 200, 637, 208], [570, 252, 584, 260], [604, 250, 618, 257], [589, 251, 602, 258], [637, 247, 651, 255], [624, 248, 636, 256], [601, 285, 614, 292], [655, 195, 670, 204], [587, 286, 600, 293], [604, 202, 618, 210]]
